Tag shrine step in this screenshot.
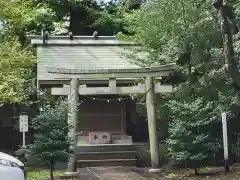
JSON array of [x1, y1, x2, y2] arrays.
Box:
[[75, 144, 136, 153], [77, 158, 137, 168], [76, 151, 136, 160], [76, 148, 137, 168]]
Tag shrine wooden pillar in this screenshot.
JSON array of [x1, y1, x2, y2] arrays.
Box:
[[67, 78, 79, 173]]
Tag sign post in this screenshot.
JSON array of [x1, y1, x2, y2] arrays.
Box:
[[19, 114, 28, 148], [221, 112, 229, 173]]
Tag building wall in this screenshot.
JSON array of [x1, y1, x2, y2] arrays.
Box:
[[77, 98, 126, 134]]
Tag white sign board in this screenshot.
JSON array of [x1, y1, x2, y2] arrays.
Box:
[[19, 115, 28, 132], [221, 112, 228, 160], [89, 132, 111, 144]]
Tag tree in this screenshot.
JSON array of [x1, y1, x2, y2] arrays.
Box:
[[167, 96, 230, 174], [30, 100, 72, 180], [39, 0, 122, 35], [0, 0, 57, 43], [0, 36, 35, 103], [122, 0, 240, 172]]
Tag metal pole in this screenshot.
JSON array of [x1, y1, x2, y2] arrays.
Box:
[[23, 131, 26, 148]]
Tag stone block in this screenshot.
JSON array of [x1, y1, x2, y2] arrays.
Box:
[[77, 135, 89, 146], [60, 172, 79, 179], [89, 132, 111, 144], [112, 135, 133, 144]]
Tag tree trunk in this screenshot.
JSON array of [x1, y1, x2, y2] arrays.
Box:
[[212, 0, 240, 107], [50, 161, 54, 180], [218, 4, 240, 106], [236, 91, 240, 106]]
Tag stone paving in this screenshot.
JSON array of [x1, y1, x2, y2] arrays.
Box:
[[78, 166, 165, 180]]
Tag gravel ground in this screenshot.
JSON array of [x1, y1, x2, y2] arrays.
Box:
[[29, 166, 240, 180]]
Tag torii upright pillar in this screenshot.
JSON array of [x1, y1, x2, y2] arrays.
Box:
[[67, 78, 79, 173], [145, 76, 160, 172]]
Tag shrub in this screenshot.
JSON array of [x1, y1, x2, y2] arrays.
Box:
[[29, 100, 72, 180]]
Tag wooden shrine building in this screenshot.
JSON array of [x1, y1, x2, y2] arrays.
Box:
[[28, 34, 175, 172]]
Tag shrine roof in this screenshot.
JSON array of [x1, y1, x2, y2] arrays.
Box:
[[28, 35, 137, 46], [27, 35, 146, 82]]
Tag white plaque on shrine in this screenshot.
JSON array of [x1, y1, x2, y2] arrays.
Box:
[[89, 132, 111, 144]]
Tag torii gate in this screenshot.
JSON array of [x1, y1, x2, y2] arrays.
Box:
[[47, 63, 175, 173]]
